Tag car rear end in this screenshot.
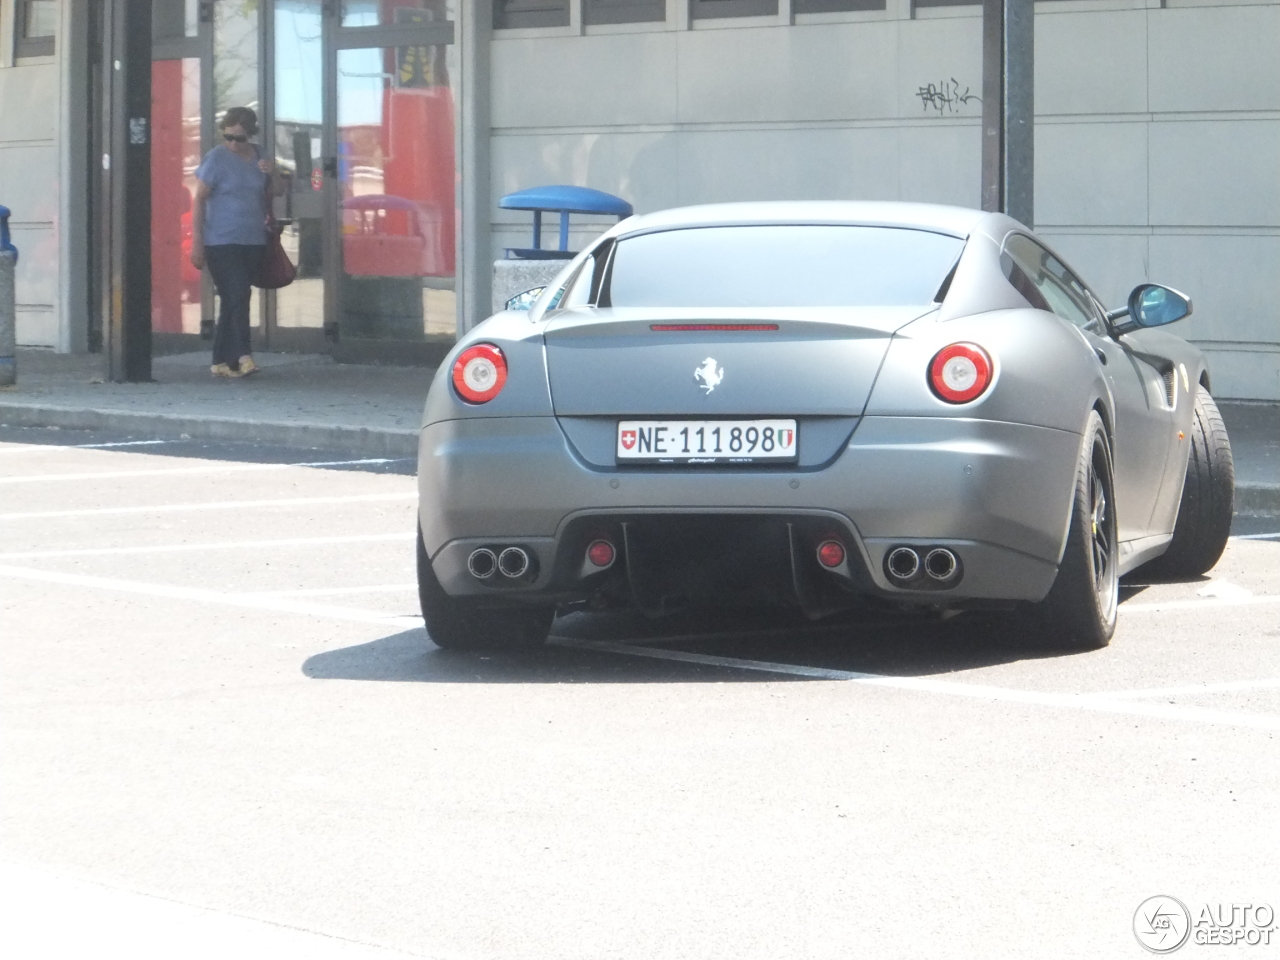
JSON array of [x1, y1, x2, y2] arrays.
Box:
[[418, 204, 1089, 616]]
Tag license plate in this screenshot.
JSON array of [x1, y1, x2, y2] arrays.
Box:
[[616, 420, 798, 463]]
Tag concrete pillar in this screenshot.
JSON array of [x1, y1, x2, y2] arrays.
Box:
[[981, 0, 1034, 228]]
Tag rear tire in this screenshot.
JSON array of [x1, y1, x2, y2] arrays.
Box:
[[416, 528, 554, 651], [1140, 387, 1234, 579], [1037, 411, 1118, 650]]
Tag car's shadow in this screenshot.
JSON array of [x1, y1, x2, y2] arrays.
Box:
[[302, 602, 1099, 684]]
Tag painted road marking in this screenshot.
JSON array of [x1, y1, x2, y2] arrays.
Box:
[[1234, 532, 1280, 541], [549, 638, 1280, 732], [0, 491, 416, 522], [1119, 594, 1280, 614], [1096, 677, 1280, 699], [0, 532, 416, 561], [0, 861, 426, 959], [248, 583, 419, 598], [4, 563, 1278, 733], [0, 564, 422, 629], [0, 439, 175, 455], [0, 458, 408, 484]]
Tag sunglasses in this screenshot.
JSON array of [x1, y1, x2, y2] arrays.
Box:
[[223, 133, 249, 143]]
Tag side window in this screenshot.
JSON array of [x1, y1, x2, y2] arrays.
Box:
[[553, 241, 613, 312], [1003, 234, 1101, 331]]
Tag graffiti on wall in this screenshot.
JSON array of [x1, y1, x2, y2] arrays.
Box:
[[916, 79, 981, 115]]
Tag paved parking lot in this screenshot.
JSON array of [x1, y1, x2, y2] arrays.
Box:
[[2, 426, 1278, 959]]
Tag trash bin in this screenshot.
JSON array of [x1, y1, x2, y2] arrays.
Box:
[[492, 185, 633, 314], [0, 204, 17, 388]]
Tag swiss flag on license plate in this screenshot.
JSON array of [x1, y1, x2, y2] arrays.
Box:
[[620, 430, 637, 450]]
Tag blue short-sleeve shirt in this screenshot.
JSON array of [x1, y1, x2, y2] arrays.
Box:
[[195, 145, 267, 246]]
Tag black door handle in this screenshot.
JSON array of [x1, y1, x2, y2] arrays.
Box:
[[1095, 348, 1108, 365]]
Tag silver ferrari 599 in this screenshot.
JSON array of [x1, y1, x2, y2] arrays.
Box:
[[416, 202, 1234, 651]]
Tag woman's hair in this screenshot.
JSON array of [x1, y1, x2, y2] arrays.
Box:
[[219, 106, 258, 137]]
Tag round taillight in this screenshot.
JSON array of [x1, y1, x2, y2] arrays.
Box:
[[816, 540, 845, 568], [587, 540, 615, 568], [929, 343, 993, 404], [452, 343, 508, 404]]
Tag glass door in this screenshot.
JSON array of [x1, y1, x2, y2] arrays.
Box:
[[271, 0, 328, 349], [327, 3, 458, 360]]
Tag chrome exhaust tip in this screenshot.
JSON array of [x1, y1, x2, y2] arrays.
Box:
[[924, 548, 959, 582], [498, 546, 531, 579], [467, 548, 498, 580], [886, 547, 921, 581]]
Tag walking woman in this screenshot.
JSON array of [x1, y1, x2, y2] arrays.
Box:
[[190, 106, 280, 378]]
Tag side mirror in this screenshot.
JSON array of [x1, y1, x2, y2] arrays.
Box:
[[1107, 284, 1192, 335], [505, 286, 546, 312]]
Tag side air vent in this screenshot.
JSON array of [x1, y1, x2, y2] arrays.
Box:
[[1160, 366, 1177, 408]]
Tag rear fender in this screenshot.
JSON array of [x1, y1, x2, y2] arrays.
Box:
[[864, 309, 1111, 435], [421, 313, 554, 428]]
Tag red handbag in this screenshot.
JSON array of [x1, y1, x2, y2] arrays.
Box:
[[253, 178, 296, 290]]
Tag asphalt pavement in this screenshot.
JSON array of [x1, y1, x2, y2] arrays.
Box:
[[2, 426, 1278, 959]]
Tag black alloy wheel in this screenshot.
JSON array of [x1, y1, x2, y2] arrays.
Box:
[[1038, 410, 1118, 649]]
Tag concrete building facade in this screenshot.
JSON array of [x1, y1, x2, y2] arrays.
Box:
[[1, 0, 1276, 397]]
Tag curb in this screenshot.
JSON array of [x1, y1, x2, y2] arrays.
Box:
[[1237, 483, 1280, 519], [0, 402, 419, 460]]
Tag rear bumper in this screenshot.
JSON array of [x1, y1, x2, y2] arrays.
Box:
[[417, 415, 1081, 604]]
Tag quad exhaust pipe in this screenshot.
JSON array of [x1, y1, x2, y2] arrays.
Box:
[[467, 547, 497, 579], [885, 545, 961, 587], [467, 545, 533, 581], [498, 546, 530, 579], [924, 548, 958, 582]]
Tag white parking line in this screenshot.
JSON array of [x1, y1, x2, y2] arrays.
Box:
[[0, 861, 428, 959], [1094, 677, 1280, 699], [1234, 532, 1280, 541], [0, 532, 416, 561], [549, 638, 1280, 732], [4, 564, 1278, 732], [0, 491, 416, 522], [0, 458, 407, 484], [1119, 594, 1280, 613], [248, 583, 418, 598], [0, 564, 422, 628], [0, 439, 174, 454]]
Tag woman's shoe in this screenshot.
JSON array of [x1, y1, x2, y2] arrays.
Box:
[[237, 355, 261, 377], [211, 363, 242, 378]]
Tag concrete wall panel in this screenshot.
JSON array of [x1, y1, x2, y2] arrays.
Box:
[[1149, 120, 1280, 227], [9, 224, 57, 308], [677, 22, 900, 125], [674, 127, 901, 205], [1149, 7, 1280, 114], [1149, 233, 1280, 347], [0, 63, 58, 141], [0, 145, 60, 223], [1036, 122, 1148, 227], [491, 32, 679, 129], [897, 124, 981, 208], [1036, 10, 1148, 116], [895, 16, 983, 120], [15, 309, 58, 349]]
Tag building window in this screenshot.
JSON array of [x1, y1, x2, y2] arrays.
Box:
[[15, 0, 56, 58], [584, 0, 664, 25], [793, 0, 884, 12], [494, 0, 570, 29], [691, 0, 777, 18]]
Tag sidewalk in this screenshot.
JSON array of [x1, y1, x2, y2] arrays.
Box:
[[1, 347, 1276, 514], [0, 349, 428, 458]]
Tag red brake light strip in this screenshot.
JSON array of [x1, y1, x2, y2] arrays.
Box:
[[649, 324, 779, 332]]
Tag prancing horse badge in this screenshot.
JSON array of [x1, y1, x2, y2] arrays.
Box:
[[694, 357, 724, 394]]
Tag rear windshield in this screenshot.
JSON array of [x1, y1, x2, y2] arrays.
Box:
[[604, 225, 964, 309]]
